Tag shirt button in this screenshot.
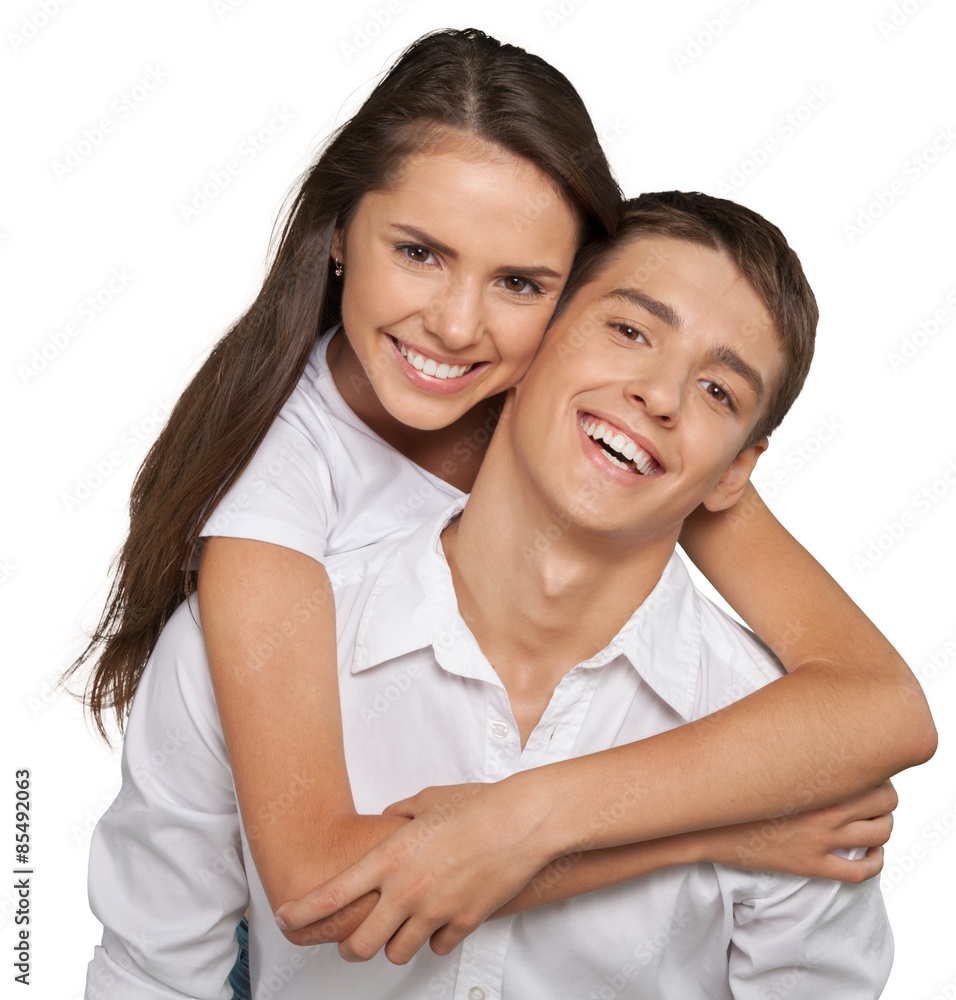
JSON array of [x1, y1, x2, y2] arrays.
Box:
[[468, 988, 488, 1000], [490, 721, 509, 739]]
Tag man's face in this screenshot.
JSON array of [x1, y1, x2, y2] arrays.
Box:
[[506, 234, 785, 543]]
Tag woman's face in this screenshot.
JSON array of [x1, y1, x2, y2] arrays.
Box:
[[329, 137, 581, 432]]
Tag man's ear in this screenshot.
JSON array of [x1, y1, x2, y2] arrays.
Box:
[[702, 438, 768, 512]]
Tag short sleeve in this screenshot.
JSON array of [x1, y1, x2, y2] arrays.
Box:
[[85, 598, 248, 999], [198, 387, 337, 564], [727, 857, 892, 999]]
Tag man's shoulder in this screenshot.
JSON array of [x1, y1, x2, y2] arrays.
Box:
[[690, 581, 786, 716]]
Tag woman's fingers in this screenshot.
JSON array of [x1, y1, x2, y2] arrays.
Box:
[[839, 780, 898, 822], [820, 845, 885, 884], [338, 899, 419, 962], [275, 861, 376, 931]]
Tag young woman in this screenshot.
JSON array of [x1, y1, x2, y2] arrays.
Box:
[[73, 27, 933, 987]]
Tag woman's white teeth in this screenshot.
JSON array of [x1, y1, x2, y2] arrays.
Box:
[[580, 418, 660, 476], [399, 343, 472, 379]]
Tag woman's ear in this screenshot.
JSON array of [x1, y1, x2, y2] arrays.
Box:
[[331, 228, 344, 266], [702, 438, 768, 512]]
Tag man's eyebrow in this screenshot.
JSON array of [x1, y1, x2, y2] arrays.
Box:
[[709, 344, 765, 401], [388, 222, 564, 281], [603, 288, 683, 329]]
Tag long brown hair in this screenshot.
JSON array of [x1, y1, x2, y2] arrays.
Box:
[[68, 28, 622, 739]]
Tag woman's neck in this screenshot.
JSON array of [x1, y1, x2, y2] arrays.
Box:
[[327, 330, 500, 493]]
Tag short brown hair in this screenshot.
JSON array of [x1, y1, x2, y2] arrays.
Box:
[[556, 191, 818, 445]]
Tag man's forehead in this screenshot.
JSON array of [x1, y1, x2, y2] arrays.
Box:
[[556, 233, 785, 395], [579, 235, 777, 340]]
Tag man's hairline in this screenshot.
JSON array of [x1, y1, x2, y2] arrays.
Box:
[[554, 231, 790, 452]]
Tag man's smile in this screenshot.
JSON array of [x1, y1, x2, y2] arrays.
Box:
[[578, 411, 664, 477]]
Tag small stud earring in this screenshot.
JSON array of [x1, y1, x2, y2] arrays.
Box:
[[334, 259, 344, 277]]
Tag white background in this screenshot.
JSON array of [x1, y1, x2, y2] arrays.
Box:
[[3, 0, 954, 997]]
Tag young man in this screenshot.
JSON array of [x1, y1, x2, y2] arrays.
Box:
[[86, 193, 892, 999]]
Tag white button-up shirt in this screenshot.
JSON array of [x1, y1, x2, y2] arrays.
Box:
[[87, 503, 892, 999]]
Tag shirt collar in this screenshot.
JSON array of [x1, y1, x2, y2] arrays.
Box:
[[351, 500, 480, 677], [351, 501, 703, 721]]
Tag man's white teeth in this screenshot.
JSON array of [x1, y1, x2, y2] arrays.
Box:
[[399, 343, 473, 379], [580, 418, 660, 476]]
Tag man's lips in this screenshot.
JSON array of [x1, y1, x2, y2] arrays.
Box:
[[578, 412, 664, 476]]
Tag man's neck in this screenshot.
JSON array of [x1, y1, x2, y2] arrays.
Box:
[[441, 430, 679, 743]]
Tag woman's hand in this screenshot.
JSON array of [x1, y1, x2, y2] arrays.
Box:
[[274, 779, 551, 964], [275, 779, 897, 964]]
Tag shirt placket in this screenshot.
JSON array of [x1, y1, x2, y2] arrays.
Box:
[[451, 669, 605, 999], [446, 683, 519, 1000]]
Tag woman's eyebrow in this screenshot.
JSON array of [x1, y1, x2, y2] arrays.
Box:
[[388, 222, 458, 259]]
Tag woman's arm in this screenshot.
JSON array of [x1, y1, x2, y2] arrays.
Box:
[[679, 482, 937, 772], [198, 537, 406, 907], [276, 781, 896, 963]]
